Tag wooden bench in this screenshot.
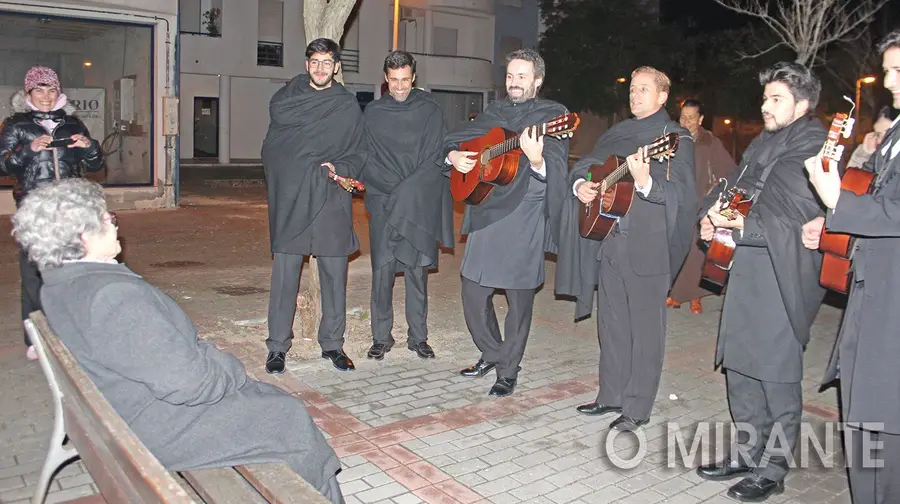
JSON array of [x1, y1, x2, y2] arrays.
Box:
[[26, 311, 331, 504]]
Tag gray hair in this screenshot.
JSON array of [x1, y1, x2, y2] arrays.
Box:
[[12, 179, 107, 272], [505, 48, 546, 79]]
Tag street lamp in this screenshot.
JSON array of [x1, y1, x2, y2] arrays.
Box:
[[855, 75, 877, 123]]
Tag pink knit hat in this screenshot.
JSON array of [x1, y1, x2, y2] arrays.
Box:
[[24, 66, 60, 93]]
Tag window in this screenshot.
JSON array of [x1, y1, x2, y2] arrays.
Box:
[[179, 0, 202, 34], [499, 36, 524, 57], [432, 26, 458, 56], [257, 0, 284, 66]]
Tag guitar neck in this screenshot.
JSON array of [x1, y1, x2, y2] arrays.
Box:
[[489, 122, 548, 158], [600, 148, 653, 187]]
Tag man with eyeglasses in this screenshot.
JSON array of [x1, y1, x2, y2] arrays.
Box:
[[359, 51, 454, 361], [262, 38, 367, 374]]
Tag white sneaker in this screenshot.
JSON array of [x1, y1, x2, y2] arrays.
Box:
[[26, 346, 37, 361]]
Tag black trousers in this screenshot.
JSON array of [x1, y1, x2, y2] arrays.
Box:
[[460, 276, 535, 380], [726, 369, 802, 482], [19, 248, 42, 346], [370, 259, 428, 347], [266, 254, 348, 353]]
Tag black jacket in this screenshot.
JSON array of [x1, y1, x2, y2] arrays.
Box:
[[0, 109, 103, 203]]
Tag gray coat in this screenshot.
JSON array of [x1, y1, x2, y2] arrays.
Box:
[[822, 121, 900, 434], [39, 262, 340, 493]]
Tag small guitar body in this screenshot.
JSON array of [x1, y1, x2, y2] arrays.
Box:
[[578, 132, 680, 240], [816, 99, 864, 294], [449, 113, 580, 205], [700, 186, 753, 288], [819, 167, 876, 293], [452, 127, 519, 205], [579, 156, 634, 240]]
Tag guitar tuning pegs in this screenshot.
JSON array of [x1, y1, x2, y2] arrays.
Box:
[[842, 118, 855, 138]]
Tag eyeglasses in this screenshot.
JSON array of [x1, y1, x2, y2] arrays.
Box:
[[104, 212, 117, 228], [308, 59, 335, 69]]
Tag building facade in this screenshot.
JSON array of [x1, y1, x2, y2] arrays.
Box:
[[0, 0, 178, 215], [178, 0, 496, 163]]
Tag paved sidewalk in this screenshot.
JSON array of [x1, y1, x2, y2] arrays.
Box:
[[0, 186, 850, 504]]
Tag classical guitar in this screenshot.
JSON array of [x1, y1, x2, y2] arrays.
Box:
[[818, 99, 874, 294], [700, 182, 754, 288], [450, 113, 580, 205], [578, 132, 680, 240]]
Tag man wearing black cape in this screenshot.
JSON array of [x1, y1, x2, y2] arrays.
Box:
[[360, 51, 453, 361], [555, 66, 696, 432], [694, 62, 827, 502], [444, 48, 570, 397], [262, 38, 366, 374], [804, 31, 900, 504]]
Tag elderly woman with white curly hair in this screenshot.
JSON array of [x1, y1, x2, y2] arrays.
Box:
[[12, 178, 345, 504]]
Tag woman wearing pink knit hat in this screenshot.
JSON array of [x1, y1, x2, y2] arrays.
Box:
[[0, 65, 104, 360]]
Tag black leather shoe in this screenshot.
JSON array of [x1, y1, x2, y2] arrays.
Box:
[[321, 349, 355, 371], [489, 377, 517, 397], [610, 415, 650, 431], [265, 351, 286, 375], [408, 342, 435, 359], [696, 458, 753, 481], [576, 402, 622, 416], [727, 474, 784, 502], [366, 343, 391, 360], [459, 359, 496, 378]]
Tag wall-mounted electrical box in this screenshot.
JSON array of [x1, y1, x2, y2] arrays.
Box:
[[114, 77, 135, 123]]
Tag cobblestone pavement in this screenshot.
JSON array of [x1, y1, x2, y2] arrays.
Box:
[[0, 185, 849, 504]]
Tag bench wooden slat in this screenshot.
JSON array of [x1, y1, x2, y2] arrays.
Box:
[[182, 468, 269, 504], [171, 472, 209, 503], [33, 312, 197, 504], [236, 464, 331, 504]]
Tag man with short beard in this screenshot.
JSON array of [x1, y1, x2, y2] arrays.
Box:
[[360, 51, 453, 361], [444, 48, 570, 397], [694, 62, 828, 502], [556, 67, 696, 433], [262, 38, 366, 374]]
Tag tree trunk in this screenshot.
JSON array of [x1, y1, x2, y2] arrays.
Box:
[[296, 0, 359, 343]]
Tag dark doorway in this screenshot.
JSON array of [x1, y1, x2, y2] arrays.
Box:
[[193, 97, 218, 157]]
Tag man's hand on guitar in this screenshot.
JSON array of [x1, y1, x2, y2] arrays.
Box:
[[625, 147, 650, 187], [576, 180, 602, 204], [804, 153, 841, 210], [519, 126, 544, 167], [448, 150, 478, 174], [707, 206, 744, 230], [801, 216, 826, 250], [700, 216, 715, 241]]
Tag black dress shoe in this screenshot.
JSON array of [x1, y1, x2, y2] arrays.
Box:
[[696, 457, 753, 481], [727, 474, 784, 502], [366, 343, 391, 360], [321, 349, 355, 371], [575, 402, 622, 416], [489, 377, 517, 397], [610, 414, 650, 431], [459, 359, 496, 378], [408, 341, 435, 359], [265, 351, 286, 374]]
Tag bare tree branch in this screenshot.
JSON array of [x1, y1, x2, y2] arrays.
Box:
[[713, 0, 889, 67]]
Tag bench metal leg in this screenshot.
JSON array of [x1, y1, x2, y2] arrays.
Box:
[[27, 320, 79, 504]]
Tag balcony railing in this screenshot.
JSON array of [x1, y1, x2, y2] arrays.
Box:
[[342, 49, 360, 74], [257, 41, 284, 67]]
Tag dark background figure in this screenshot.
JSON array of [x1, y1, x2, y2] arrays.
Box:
[[695, 62, 827, 502], [558, 67, 697, 433], [443, 48, 570, 398], [261, 38, 367, 374], [360, 50, 454, 362], [0, 65, 103, 360], [668, 98, 736, 314]]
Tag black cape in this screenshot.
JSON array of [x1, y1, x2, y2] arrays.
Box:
[[361, 89, 454, 268], [442, 97, 570, 250], [262, 76, 366, 254], [700, 115, 827, 347], [555, 109, 697, 319]]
